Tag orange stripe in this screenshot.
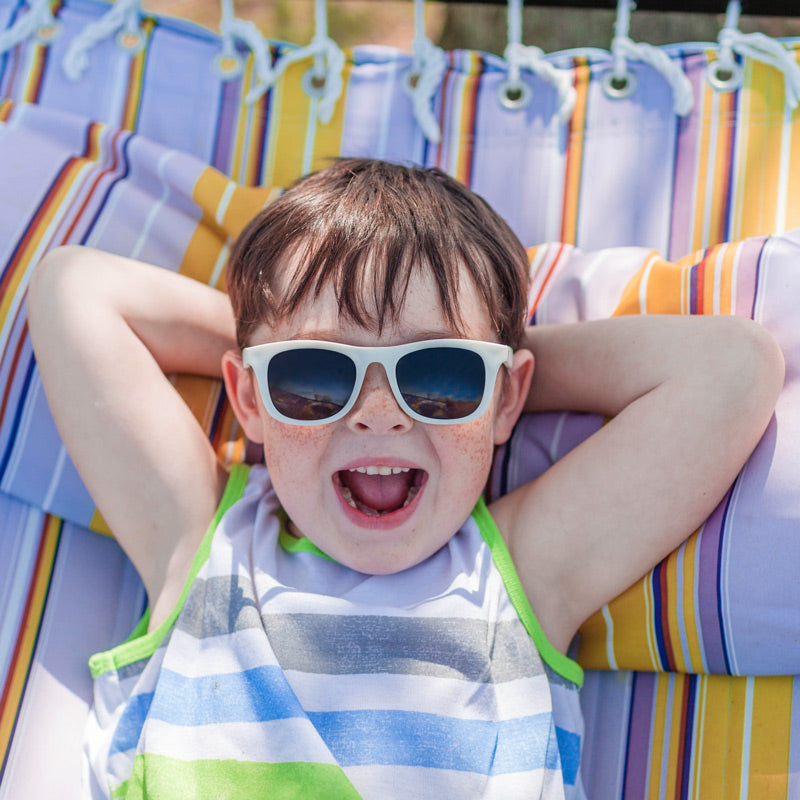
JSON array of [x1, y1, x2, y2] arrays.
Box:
[[454, 53, 481, 186], [60, 125, 125, 244], [560, 57, 589, 245], [527, 243, 565, 317], [120, 21, 154, 132], [0, 515, 62, 767]]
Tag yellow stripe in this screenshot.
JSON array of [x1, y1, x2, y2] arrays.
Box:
[[737, 59, 785, 239], [660, 548, 679, 671], [690, 58, 717, 252], [615, 253, 676, 316], [263, 54, 347, 188], [308, 55, 349, 175], [578, 581, 656, 670], [783, 48, 800, 232], [746, 676, 793, 798], [182, 168, 276, 287], [0, 515, 61, 754], [679, 532, 705, 673], [228, 59, 253, 184]]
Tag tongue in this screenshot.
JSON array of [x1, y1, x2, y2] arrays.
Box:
[[340, 470, 414, 512]]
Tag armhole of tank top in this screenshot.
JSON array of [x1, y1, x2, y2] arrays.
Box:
[[88, 464, 252, 679], [472, 496, 584, 688]]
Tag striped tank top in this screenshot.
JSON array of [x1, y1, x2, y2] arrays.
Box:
[[85, 464, 586, 799]]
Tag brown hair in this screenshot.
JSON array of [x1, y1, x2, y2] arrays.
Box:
[[226, 158, 529, 348]]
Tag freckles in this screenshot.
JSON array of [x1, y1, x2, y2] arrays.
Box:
[[262, 422, 330, 470]]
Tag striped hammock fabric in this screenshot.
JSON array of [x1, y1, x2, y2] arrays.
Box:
[[0, 0, 799, 797]]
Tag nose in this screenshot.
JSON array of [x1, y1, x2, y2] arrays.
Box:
[[346, 363, 413, 434]]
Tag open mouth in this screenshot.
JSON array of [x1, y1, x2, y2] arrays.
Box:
[[335, 465, 427, 517]]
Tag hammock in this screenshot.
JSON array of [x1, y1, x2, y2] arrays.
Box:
[[1, 0, 799, 796]]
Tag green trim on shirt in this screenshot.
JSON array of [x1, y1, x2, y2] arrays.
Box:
[[88, 464, 251, 679], [472, 496, 584, 688], [278, 509, 334, 560]]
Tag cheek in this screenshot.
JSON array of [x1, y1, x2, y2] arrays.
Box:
[[439, 418, 496, 482], [261, 421, 331, 479]]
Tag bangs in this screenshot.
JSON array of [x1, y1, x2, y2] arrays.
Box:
[[227, 159, 529, 348], [278, 194, 475, 336]]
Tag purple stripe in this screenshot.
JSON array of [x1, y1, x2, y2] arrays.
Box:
[[622, 672, 656, 799], [695, 489, 731, 673], [689, 258, 700, 315], [678, 675, 698, 800], [211, 76, 240, 176], [668, 52, 706, 260]]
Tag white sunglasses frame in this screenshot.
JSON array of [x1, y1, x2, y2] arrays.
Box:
[[241, 338, 514, 426]]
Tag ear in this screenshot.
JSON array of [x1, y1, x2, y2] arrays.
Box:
[[493, 348, 534, 445], [222, 349, 266, 444]]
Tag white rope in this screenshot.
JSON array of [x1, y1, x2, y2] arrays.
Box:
[[503, 43, 575, 121], [402, 0, 446, 143], [267, 0, 344, 124], [500, 0, 575, 122], [62, 0, 144, 81], [217, 0, 274, 103], [608, 0, 693, 117], [713, 0, 800, 109], [0, 0, 61, 55]]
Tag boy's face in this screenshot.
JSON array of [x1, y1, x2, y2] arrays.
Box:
[[225, 255, 532, 575]]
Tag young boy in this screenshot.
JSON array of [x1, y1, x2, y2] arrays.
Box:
[[28, 159, 783, 800]]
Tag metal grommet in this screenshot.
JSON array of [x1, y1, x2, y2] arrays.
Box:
[[498, 79, 532, 111], [707, 60, 743, 93], [116, 30, 145, 54], [36, 21, 62, 45], [302, 68, 327, 98], [213, 52, 243, 80], [602, 69, 637, 100]]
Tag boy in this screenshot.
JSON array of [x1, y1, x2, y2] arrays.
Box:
[[27, 159, 783, 799]]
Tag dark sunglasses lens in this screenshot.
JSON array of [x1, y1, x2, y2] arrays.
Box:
[[268, 349, 356, 421], [397, 347, 485, 419]]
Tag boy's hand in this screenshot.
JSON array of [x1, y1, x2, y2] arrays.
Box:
[[27, 246, 235, 628], [490, 315, 784, 653]]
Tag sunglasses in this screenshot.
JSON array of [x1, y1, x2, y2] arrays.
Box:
[[241, 338, 514, 426]]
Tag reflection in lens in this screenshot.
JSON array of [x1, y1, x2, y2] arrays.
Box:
[[397, 347, 484, 419], [268, 349, 356, 420]]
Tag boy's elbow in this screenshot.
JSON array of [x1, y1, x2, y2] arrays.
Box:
[[28, 246, 96, 342], [725, 316, 785, 422], [29, 246, 84, 305]]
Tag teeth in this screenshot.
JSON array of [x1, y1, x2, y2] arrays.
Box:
[[402, 485, 420, 508], [340, 486, 357, 509], [348, 465, 411, 475]]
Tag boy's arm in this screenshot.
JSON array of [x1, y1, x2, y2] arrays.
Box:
[[27, 246, 234, 626], [490, 315, 784, 654]]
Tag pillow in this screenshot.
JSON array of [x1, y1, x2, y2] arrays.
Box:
[[491, 235, 800, 676]]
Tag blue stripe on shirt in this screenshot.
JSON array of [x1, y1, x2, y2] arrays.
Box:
[[125, 668, 564, 777], [309, 709, 559, 775]]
